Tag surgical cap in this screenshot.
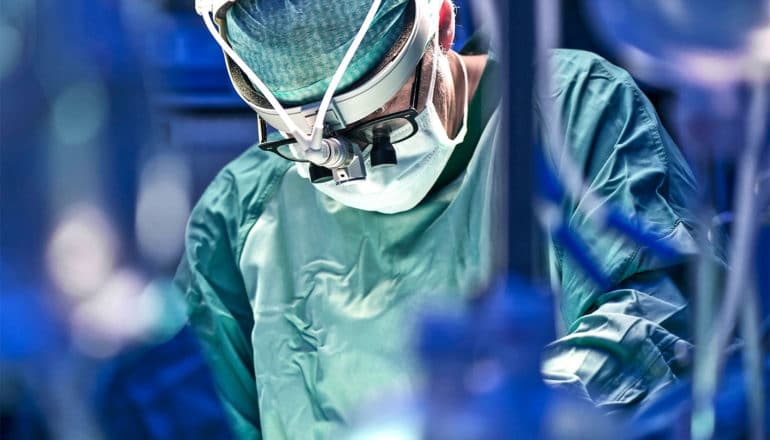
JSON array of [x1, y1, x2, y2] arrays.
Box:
[[226, 0, 411, 105]]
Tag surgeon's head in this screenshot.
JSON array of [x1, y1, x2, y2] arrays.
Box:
[[225, 0, 464, 138]]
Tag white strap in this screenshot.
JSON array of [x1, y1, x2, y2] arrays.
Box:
[[195, 0, 234, 18], [315, 0, 382, 138], [200, 0, 384, 159]]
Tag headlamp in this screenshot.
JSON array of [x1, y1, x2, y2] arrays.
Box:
[[194, 0, 439, 183]]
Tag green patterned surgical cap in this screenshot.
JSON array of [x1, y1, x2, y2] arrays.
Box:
[[226, 0, 411, 105]]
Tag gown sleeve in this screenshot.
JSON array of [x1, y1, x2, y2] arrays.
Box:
[[175, 169, 263, 439], [538, 50, 703, 409]]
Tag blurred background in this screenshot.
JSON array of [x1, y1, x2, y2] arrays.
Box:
[[1, 0, 767, 439]]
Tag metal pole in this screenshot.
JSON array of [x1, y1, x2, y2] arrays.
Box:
[[494, 0, 537, 280]]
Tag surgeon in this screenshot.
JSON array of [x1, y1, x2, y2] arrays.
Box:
[[176, 0, 700, 438]]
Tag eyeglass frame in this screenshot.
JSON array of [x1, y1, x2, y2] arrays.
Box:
[[258, 56, 425, 163]]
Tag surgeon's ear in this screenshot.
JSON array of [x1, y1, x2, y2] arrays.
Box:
[[438, 0, 455, 51]]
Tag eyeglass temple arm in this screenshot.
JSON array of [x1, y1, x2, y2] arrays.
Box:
[[258, 116, 268, 143], [410, 58, 424, 108]]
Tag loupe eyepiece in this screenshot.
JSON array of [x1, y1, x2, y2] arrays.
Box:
[[309, 163, 334, 183], [370, 128, 398, 167], [307, 137, 367, 184]]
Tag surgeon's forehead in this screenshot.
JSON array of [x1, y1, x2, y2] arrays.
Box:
[[341, 1, 420, 117]]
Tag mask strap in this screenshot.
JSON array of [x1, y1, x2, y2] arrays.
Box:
[[425, 36, 440, 106], [424, 39, 469, 143]]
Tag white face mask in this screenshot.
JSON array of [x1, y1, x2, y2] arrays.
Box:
[[298, 45, 470, 214]]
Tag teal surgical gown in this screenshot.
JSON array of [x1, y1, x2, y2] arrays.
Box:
[[175, 48, 699, 439]]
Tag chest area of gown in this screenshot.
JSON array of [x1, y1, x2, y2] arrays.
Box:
[[244, 191, 488, 379], [239, 196, 491, 435], [246, 193, 488, 324]]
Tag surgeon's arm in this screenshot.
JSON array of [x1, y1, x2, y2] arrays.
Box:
[[539, 51, 701, 408], [543, 268, 695, 409], [175, 172, 262, 439]]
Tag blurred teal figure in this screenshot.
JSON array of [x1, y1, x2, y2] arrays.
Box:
[[177, 0, 702, 438]]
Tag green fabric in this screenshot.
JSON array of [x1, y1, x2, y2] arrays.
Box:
[[175, 49, 700, 438], [226, 0, 411, 105], [538, 50, 699, 407]]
